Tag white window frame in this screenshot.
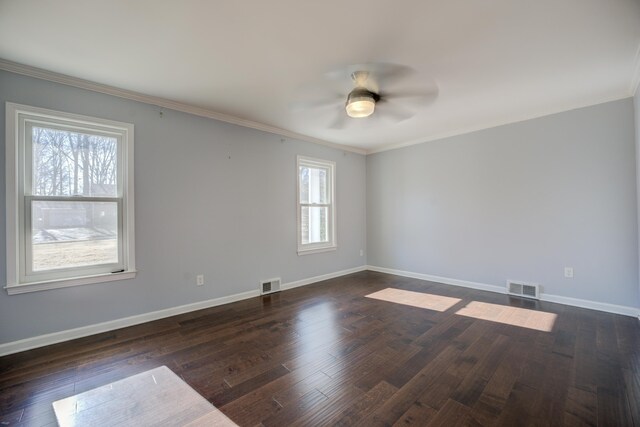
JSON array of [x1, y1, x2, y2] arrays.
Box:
[[296, 155, 336, 255], [5, 103, 136, 294]]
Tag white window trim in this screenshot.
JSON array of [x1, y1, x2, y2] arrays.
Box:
[[296, 155, 337, 255], [5, 102, 136, 294]]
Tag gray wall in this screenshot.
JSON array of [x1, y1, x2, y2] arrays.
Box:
[[0, 70, 367, 344], [367, 99, 639, 308]]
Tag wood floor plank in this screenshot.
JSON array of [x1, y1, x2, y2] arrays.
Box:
[[330, 380, 398, 426], [494, 381, 539, 426], [363, 345, 463, 426], [597, 386, 634, 427], [425, 398, 472, 427], [392, 402, 438, 426], [204, 364, 290, 407], [271, 371, 332, 407], [574, 314, 599, 394], [287, 385, 364, 427], [564, 386, 597, 427], [417, 371, 463, 411], [0, 271, 637, 426], [353, 342, 423, 392], [451, 334, 511, 406], [622, 368, 640, 426], [261, 388, 327, 427], [386, 317, 472, 390]]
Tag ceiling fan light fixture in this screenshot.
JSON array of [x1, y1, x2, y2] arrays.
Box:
[[345, 88, 376, 118]]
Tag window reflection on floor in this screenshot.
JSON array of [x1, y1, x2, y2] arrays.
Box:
[[366, 288, 557, 332], [455, 301, 557, 332], [365, 288, 462, 312]]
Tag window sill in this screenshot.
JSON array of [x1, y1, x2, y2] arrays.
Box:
[[5, 270, 137, 295], [297, 246, 337, 256]]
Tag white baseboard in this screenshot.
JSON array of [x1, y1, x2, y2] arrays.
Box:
[[0, 289, 260, 357], [366, 265, 506, 295], [0, 265, 367, 357], [538, 293, 639, 317], [366, 265, 640, 318], [281, 265, 368, 291]]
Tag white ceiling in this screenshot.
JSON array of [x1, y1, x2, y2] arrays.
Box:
[[1, 0, 640, 153]]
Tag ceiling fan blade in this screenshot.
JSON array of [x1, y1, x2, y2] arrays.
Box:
[[368, 63, 416, 88], [290, 94, 343, 112], [381, 85, 439, 99], [376, 99, 416, 122], [382, 93, 439, 109], [325, 63, 415, 94], [328, 108, 350, 129], [325, 63, 414, 81]]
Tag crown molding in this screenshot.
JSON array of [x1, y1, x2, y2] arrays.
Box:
[[0, 58, 367, 155], [366, 94, 631, 155]]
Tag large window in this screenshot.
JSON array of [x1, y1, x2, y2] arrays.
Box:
[[297, 156, 336, 254], [5, 103, 135, 294]]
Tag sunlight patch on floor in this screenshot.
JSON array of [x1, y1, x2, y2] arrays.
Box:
[[53, 366, 238, 426], [365, 288, 462, 312], [455, 301, 557, 332]]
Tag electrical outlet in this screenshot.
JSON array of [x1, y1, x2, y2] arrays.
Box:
[[360, 249, 364, 257], [196, 274, 204, 286], [564, 267, 573, 278]]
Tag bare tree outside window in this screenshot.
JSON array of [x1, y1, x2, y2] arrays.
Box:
[[31, 127, 119, 271]]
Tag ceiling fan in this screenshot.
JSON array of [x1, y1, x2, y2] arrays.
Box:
[[344, 71, 380, 118], [293, 63, 438, 129]]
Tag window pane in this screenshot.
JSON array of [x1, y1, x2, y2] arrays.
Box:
[[301, 206, 328, 244], [299, 165, 328, 204], [299, 166, 309, 204], [32, 126, 117, 197], [31, 201, 118, 271]]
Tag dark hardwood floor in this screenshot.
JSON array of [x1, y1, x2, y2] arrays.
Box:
[[1, 271, 639, 426]]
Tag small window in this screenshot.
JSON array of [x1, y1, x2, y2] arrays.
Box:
[[5, 103, 135, 294], [297, 156, 336, 254]]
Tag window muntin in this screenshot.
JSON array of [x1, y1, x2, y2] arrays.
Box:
[[6, 103, 135, 293], [297, 156, 336, 254]]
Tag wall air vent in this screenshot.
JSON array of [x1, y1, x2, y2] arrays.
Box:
[[506, 280, 540, 300], [260, 278, 281, 295]]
